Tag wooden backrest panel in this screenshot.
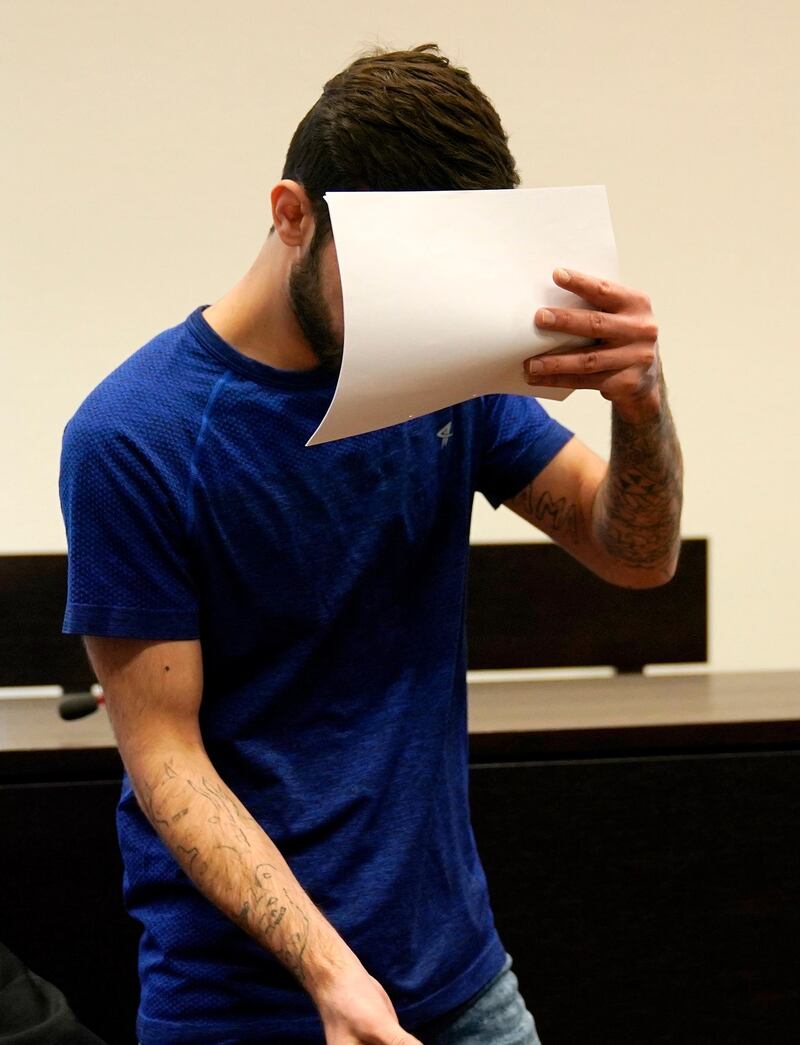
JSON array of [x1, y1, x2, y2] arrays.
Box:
[[466, 538, 707, 671], [0, 554, 93, 690], [0, 539, 707, 686]]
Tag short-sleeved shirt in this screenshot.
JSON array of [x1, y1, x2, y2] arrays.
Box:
[[59, 306, 573, 1045]]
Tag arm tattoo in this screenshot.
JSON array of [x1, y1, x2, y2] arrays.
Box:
[[137, 761, 315, 987], [274, 889, 311, 983], [595, 379, 683, 577]]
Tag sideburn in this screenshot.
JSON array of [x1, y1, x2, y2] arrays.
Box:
[[287, 230, 343, 375]]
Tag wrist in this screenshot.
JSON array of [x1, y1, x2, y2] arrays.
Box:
[[611, 384, 662, 425], [305, 941, 365, 1008]]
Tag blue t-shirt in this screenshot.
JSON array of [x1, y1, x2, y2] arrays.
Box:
[[59, 306, 573, 1045]]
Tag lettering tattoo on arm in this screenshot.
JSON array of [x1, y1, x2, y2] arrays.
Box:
[[510, 487, 582, 543]]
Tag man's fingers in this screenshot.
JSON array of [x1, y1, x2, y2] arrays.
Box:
[[526, 345, 656, 380], [551, 267, 652, 312], [526, 372, 608, 391], [535, 306, 658, 343], [526, 369, 656, 402]]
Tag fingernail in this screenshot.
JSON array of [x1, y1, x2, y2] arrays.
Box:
[[555, 268, 571, 282], [538, 309, 555, 326], [527, 358, 543, 377]]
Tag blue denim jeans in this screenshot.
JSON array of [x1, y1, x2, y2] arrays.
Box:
[[411, 953, 542, 1045]]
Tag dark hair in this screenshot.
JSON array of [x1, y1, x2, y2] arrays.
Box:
[[282, 44, 519, 237]]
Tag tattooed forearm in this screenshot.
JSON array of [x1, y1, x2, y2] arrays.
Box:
[[275, 889, 311, 983], [132, 755, 346, 996], [176, 843, 200, 870], [594, 378, 683, 578]]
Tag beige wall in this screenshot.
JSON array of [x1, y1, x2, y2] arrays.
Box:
[[2, 1, 798, 670]]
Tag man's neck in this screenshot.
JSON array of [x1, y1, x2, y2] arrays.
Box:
[[202, 240, 319, 372]]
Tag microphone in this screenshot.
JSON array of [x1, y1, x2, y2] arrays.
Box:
[[58, 691, 105, 720]]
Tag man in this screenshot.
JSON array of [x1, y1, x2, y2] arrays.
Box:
[[59, 44, 682, 1045]]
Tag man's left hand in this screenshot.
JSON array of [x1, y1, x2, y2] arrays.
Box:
[[526, 268, 661, 424]]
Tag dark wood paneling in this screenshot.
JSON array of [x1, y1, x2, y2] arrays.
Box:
[[0, 779, 140, 1045], [470, 751, 800, 1045], [0, 745, 124, 785], [469, 719, 800, 762], [466, 538, 707, 671], [0, 554, 93, 690]]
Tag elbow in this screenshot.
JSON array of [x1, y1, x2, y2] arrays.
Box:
[[618, 569, 676, 590], [605, 552, 680, 590]]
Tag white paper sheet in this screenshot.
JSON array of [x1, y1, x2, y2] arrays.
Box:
[[307, 186, 618, 446]]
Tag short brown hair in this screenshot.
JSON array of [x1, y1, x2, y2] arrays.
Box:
[[282, 44, 519, 234]]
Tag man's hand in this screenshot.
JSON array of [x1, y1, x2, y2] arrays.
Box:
[[506, 265, 683, 587], [526, 267, 661, 424], [314, 964, 423, 1045]]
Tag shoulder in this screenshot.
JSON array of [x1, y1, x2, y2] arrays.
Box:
[[64, 315, 226, 470]]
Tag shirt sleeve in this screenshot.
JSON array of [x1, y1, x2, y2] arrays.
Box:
[[59, 414, 200, 640], [475, 394, 574, 509]]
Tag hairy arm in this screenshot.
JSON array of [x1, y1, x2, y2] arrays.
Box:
[[133, 758, 331, 988], [86, 637, 423, 1042], [84, 636, 353, 996], [592, 373, 683, 582], [507, 267, 684, 587], [506, 377, 683, 588]]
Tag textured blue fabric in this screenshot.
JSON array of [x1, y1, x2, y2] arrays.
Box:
[[59, 306, 572, 1045]]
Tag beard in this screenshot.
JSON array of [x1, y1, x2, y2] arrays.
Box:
[[287, 232, 344, 376]]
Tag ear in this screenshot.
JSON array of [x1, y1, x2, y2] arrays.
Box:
[[270, 180, 316, 248]]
